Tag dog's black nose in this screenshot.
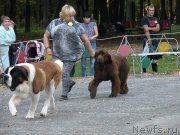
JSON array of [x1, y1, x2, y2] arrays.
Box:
[[10, 87, 15, 91], [0, 73, 9, 85], [3, 74, 9, 82]]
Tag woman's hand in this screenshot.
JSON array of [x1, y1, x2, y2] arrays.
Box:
[[89, 51, 95, 58], [46, 48, 52, 54]]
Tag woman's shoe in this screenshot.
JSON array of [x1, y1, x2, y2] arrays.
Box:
[[68, 81, 76, 93], [59, 95, 68, 101]]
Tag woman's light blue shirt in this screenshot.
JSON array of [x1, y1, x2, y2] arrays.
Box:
[[0, 26, 16, 70]]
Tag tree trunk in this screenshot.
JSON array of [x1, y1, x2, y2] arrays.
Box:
[[10, 0, 16, 22], [132, 1, 135, 22], [42, 0, 48, 25], [76, 0, 81, 17], [160, 0, 168, 20], [94, 0, 108, 37], [93, 0, 108, 23], [4, 0, 10, 16], [54, 0, 66, 19], [38, 0, 42, 21], [76, 0, 88, 18], [93, 0, 100, 23], [119, 0, 125, 22], [49, 0, 53, 17], [99, 0, 108, 23], [139, 0, 144, 18], [176, 0, 180, 24], [25, 0, 31, 32], [109, 0, 118, 22], [80, 0, 88, 11], [109, 0, 124, 22], [169, 0, 174, 23]]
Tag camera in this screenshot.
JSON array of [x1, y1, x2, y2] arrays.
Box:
[[0, 73, 9, 85]]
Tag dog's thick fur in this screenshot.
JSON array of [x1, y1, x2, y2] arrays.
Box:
[[5, 60, 63, 119], [88, 49, 129, 98]]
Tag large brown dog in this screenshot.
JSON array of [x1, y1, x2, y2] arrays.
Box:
[[88, 49, 130, 98], [5, 60, 63, 119]]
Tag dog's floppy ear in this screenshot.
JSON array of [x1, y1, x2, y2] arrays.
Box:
[[5, 67, 9, 74], [105, 53, 112, 64], [12, 66, 28, 81], [33, 67, 46, 94], [95, 50, 100, 58]]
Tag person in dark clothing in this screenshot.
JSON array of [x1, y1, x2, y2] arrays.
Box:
[[141, 4, 161, 73], [9, 20, 18, 66]]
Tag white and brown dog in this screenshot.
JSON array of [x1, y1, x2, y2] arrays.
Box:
[[4, 60, 63, 119]]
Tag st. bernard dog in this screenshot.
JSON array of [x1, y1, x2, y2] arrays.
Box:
[[5, 60, 63, 119]]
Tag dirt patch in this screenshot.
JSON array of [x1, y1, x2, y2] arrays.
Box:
[[0, 85, 8, 91]]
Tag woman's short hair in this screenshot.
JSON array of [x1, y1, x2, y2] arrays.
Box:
[[59, 4, 76, 20], [83, 11, 91, 18], [1, 15, 10, 23]]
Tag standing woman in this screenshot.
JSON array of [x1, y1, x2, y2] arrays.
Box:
[[0, 16, 16, 72], [81, 12, 98, 77], [43, 5, 94, 100]]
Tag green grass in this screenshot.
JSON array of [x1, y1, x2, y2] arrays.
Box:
[[127, 55, 179, 75], [16, 25, 45, 40], [72, 54, 179, 77], [170, 24, 180, 32], [73, 60, 90, 77]]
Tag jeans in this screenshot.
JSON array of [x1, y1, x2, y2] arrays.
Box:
[[81, 41, 96, 77]]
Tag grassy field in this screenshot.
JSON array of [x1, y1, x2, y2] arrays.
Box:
[[73, 54, 180, 77], [16, 25, 45, 40], [128, 54, 179, 74]]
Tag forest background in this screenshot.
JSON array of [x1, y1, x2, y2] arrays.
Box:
[[1, 0, 180, 76], [0, 0, 180, 40]]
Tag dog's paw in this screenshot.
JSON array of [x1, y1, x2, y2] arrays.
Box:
[[108, 94, 117, 97], [10, 109, 17, 116], [9, 105, 17, 116], [120, 88, 128, 94], [90, 93, 96, 99], [11, 111, 17, 116], [51, 102, 55, 110], [25, 115, 34, 119], [40, 111, 47, 117], [120, 90, 128, 94], [26, 111, 34, 119], [51, 105, 55, 110], [88, 82, 92, 92]]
